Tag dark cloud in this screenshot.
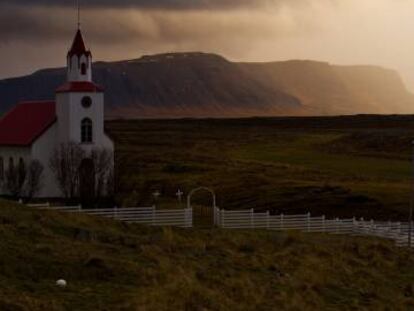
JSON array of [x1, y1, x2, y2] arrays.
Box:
[[2, 0, 413, 98], [0, 2, 301, 44], [0, 0, 281, 10], [0, 1, 301, 78]]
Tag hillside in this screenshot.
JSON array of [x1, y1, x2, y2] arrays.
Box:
[[1, 199, 414, 310], [108, 116, 414, 220], [243, 60, 414, 115], [0, 53, 413, 118]]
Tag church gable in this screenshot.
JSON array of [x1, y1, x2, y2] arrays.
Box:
[[0, 101, 56, 146]]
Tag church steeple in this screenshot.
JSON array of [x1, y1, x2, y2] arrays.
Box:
[[68, 29, 91, 58], [67, 29, 92, 82]]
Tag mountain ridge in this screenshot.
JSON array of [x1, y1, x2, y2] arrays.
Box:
[[0, 52, 412, 118]]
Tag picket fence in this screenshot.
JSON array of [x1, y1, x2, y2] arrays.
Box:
[[32, 204, 414, 248], [215, 209, 414, 248], [34, 204, 193, 228]]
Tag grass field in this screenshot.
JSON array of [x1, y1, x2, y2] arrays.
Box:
[[3, 115, 414, 310], [2, 199, 414, 310], [107, 116, 414, 220]]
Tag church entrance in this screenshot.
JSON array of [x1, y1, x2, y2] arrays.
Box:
[[79, 158, 95, 207]]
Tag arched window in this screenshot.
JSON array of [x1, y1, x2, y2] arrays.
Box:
[[81, 62, 87, 75], [0, 157, 4, 181], [81, 118, 93, 143]]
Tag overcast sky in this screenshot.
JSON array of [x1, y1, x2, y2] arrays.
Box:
[[1, 0, 414, 90]]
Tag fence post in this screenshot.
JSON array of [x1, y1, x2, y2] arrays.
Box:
[[78, 204, 82, 212], [360, 217, 365, 234], [352, 217, 356, 234], [152, 205, 156, 226], [213, 207, 217, 227], [188, 208, 193, 228], [322, 215, 326, 233], [221, 209, 225, 228], [307, 212, 311, 232], [266, 211, 270, 230]]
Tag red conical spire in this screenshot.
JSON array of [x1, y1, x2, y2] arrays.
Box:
[[68, 29, 91, 58]]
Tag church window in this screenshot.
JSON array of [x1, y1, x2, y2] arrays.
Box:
[[81, 118, 93, 143], [81, 96, 92, 109], [0, 157, 4, 181], [81, 62, 87, 75]]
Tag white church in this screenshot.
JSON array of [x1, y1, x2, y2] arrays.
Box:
[[0, 27, 114, 199]]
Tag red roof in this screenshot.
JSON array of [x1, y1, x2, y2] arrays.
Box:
[[0, 101, 56, 146], [56, 81, 104, 93], [68, 29, 91, 58]]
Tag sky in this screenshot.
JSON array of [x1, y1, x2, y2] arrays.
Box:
[[1, 0, 414, 91]]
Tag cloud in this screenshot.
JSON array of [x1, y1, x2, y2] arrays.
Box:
[[0, 2, 315, 45], [0, 0, 294, 10], [0, 0, 414, 94], [0, 1, 316, 78]]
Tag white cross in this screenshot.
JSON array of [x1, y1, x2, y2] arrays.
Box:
[[176, 189, 184, 203], [152, 191, 161, 199]]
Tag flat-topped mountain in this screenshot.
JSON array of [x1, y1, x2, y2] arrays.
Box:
[[0, 53, 412, 118]]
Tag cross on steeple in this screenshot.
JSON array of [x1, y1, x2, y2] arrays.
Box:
[[77, 0, 81, 29]]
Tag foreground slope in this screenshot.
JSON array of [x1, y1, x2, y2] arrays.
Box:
[[1, 53, 412, 118], [1, 199, 414, 310]]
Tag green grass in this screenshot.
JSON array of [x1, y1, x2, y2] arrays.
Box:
[[233, 133, 411, 180], [1, 199, 414, 310], [108, 118, 414, 220]]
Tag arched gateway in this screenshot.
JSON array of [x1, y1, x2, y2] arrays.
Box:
[[187, 187, 217, 228]]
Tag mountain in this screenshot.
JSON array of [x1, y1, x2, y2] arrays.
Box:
[[243, 60, 414, 115], [0, 53, 413, 118]]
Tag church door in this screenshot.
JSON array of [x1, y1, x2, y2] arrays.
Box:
[[79, 158, 95, 206]]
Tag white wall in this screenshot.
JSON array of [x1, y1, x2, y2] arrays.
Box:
[[56, 92, 106, 147], [31, 123, 61, 198]]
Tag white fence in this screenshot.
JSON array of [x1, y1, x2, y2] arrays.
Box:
[[36, 205, 193, 228], [215, 209, 355, 234], [32, 203, 414, 248], [215, 208, 414, 248]]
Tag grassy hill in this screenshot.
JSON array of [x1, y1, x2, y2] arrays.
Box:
[[1, 199, 414, 310], [109, 116, 414, 221]]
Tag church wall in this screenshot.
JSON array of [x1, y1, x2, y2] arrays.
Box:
[[103, 134, 115, 153], [58, 92, 106, 147], [31, 123, 61, 198], [56, 93, 71, 143]]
